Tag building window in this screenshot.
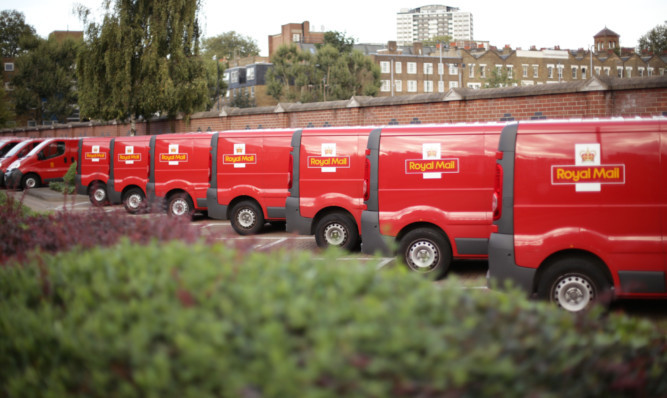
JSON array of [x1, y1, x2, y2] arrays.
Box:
[[547, 65, 554, 79], [250, 86, 255, 97], [395, 80, 402, 92], [604, 67, 610, 76], [581, 66, 587, 79], [407, 80, 417, 92], [648, 67, 654, 76], [625, 67, 632, 78], [533, 65, 539, 78], [381, 61, 390, 74], [479, 64, 486, 78], [449, 81, 459, 89], [423, 63, 433, 75], [4, 63, 14, 72], [468, 63, 475, 78], [4, 82, 13, 91], [467, 82, 481, 89], [424, 80, 433, 93], [407, 62, 417, 74], [292, 33, 301, 43], [449, 63, 458, 75], [571, 66, 578, 79], [395, 62, 402, 74], [438, 62, 444, 75], [617, 67, 623, 78], [639, 67, 645, 77], [247, 67, 255, 81], [231, 70, 239, 84], [381, 80, 391, 92], [522, 65, 528, 78], [557, 65, 563, 80], [507, 65, 513, 79], [594, 67, 601, 76], [438, 80, 445, 92]]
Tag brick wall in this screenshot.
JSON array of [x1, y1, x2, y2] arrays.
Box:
[[2, 76, 665, 138]]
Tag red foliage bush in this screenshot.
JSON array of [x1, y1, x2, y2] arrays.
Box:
[[0, 194, 209, 264]]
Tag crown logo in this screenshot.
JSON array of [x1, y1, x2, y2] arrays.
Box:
[[580, 148, 596, 162], [324, 148, 333, 155], [126, 147, 133, 154], [170, 147, 177, 153], [236, 147, 243, 153], [427, 150, 437, 158]]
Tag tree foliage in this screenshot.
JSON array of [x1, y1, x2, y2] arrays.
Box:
[[0, 86, 15, 127], [266, 40, 380, 103], [77, 0, 209, 131], [11, 36, 80, 125], [201, 31, 259, 61], [423, 35, 453, 47], [484, 66, 517, 88], [317, 31, 355, 53], [638, 22, 667, 55], [0, 10, 37, 57]]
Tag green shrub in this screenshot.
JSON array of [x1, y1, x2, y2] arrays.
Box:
[[49, 161, 77, 193], [1, 241, 665, 397]]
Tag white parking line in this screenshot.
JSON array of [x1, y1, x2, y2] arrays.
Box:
[[256, 237, 287, 250]]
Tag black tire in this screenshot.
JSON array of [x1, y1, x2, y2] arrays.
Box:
[[230, 200, 264, 235], [536, 257, 611, 313], [21, 173, 40, 190], [88, 182, 109, 206], [314, 213, 360, 251], [167, 192, 194, 218], [123, 187, 146, 214], [398, 228, 452, 277]]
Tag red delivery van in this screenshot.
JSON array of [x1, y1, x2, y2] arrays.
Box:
[[488, 119, 667, 312], [4, 138, 78, 190], [207, 129, 294, 234], [76, 136, 113, 205], [286, 127, 377, 250], [108, 136, 152, 213], [361, 123, 504, 276], [147, 133, 213, 217], [0, 138, 42, 187], [0, 137, 25, 158]]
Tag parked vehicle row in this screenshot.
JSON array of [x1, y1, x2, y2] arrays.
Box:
[[5, 118, 665, 311]]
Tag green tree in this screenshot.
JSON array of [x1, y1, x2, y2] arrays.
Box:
[[0, 10, 37, 57], [77, 0, 209, 133], [638, 22, 667, 55], [423, 35, 453, 48], [201, 31, 259, 60], [484, 66, 517, 88], [267, 43, 380, 103], [11, 36, 80, 125], [0, 86, 15, 127], [317, 31, 355, 53]]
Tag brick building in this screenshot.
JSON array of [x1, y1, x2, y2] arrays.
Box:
[[268, 21, 325, 57]]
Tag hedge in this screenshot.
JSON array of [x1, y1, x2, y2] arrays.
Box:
[[1, 241, 666, 397]]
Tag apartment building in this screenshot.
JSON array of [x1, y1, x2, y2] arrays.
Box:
[[397, 5, 474, 46]]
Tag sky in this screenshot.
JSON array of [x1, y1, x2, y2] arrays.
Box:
[[3, 0, 666, 56]]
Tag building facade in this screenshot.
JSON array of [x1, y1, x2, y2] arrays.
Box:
[[268, 21, 325, 57], [396, 5, 474, 46]]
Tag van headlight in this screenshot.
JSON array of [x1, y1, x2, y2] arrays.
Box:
[[8, 160, 20, 170]]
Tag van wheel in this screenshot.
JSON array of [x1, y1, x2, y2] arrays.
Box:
[[315, 213, 359, 250], [537, 258, 611, 313], [123, 188, 146, 214], [230, 200, 264, 235], [399, 228, 452, 277], [22, 173, 40, 190], [167, 193, 194, 218], [89, 182, 108, 206]]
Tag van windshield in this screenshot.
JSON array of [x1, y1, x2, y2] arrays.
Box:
[[2, 140, 36, 159], [24, 140, 53, 158]]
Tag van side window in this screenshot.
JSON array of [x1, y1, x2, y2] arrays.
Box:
[[40, 141, 66, 160]]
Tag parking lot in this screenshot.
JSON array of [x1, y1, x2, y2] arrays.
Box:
[[7, 187, 666, 324]]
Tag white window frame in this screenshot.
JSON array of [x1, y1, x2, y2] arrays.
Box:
[[380, 61, 391, 74], [571, 66, 578, 79], [533, 65, 539, 78], [407, 62, 417, 74], [438, 80, 445, 92], [547, 65, 554, 79], [381, 80, 391, 92], [468, 63, 475, 78], [423, 62, 433, 75], [522, 64, 529, 78], [438, 62, 444, 75], [4, 62, 14, 72], [395, 80, 402, 92], [625, 66, 632, 78], [246, 67, 255, 81], [395, 62, 402, 74], [507, 65, 513, 79], [479, 64, 486, 78], [467, 82, 482, 89], [424, 80, 433, 93], [449, 81, 459, 89], [449, 63, 458, 75], [407, 80, 417, 92]]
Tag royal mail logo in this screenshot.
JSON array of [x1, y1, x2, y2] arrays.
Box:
[[85, 152, 106, 160], [308, 156, 350, 168], [406, 158, 459, 174], [552, 143, 625, 191], [160, 153, 188, 162], [118, 153, 142, 162], [551, 165, 625, 184], [223, 154, 257, 165]]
